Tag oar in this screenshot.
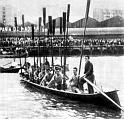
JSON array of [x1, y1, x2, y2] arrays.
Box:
[[14, 17, 18, 63], [52, 19, 56, 67], [48, 16, 54, 66], [66, 4, 70, 36], [62, 12, 66, 90], [37, 17, 42, 68], [63, 12, 66, 79], [31, 24, 35, 68], [22, 14, 27, 64], [15, 16, 22, 72], [83, 77, 124, 112], [59, 17, 63, 67], [43, 8, 46, 64], [78, 0, 91, 76]]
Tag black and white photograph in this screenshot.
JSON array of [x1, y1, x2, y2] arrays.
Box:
[[0, 0, 124, 118]]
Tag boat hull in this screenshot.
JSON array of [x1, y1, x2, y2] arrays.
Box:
[[0, 67, 21, 73], [0, 53, 28, 58], [20, 78, 121, 111]]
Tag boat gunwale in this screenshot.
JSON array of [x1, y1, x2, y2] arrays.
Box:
[[20, 77, 119, 96], [20, 76, 122, 111]]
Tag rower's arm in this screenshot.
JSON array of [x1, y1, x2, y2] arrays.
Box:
[[69, 77, 73, 83], [65, 74, 69, 80], [39, 75, 46, 85], [47, 76, 54, 87]]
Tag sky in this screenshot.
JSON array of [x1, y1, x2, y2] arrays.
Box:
[[1, 0, 124, 23]]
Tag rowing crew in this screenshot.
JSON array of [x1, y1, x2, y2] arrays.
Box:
[[20, 55, 95, 94]]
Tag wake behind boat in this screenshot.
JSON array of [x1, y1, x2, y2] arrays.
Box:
[[20, 76, 121, 111]]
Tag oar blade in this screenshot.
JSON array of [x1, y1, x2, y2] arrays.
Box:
[[83, 77, 124, 111]]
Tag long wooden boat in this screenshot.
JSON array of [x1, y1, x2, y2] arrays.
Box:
[[0, 66, 21, 73], [20, 77, 121, 111], [0, 52, 28, 58]]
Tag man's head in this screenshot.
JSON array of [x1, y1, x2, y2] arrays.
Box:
[[73, 67, 77, 75], [55, 66, 61, 75], [44, 62, 50, 70], [46, 68, 50, 74], [84, 55, 90, 63]]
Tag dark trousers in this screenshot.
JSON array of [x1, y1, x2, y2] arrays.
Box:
[[87, 74, 95, 94], [78, 74, 95, 94], [87, 83, 94, 93]]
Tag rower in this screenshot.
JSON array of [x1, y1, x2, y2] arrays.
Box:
[[44, 58, 50, 69], [21, 62, 31, 79], [79, 55, 95, 94], [61, 65, 69, 90], [38, 63, 47, 84], [40, 68, 53, 86], [69, 67, 82, 93], [47, 66, 63, 90], [30, 65, 35, 82], [34, 68, 40, 84]]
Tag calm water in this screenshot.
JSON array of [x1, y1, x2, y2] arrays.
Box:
[[0, 56, 124, 119]]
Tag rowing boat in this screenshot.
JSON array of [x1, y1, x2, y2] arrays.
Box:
[[18, 1, 122, 112], [20, 76, 121, 111], [0, 66, 21, 73]]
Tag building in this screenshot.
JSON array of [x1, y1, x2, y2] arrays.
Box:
[[0, 5, 17, 26], [0, 0, 18, 26], [71, 17, 99, 28], [93, 8, 124, 22]]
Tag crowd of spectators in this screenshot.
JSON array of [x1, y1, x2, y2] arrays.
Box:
[[0, 36, 124, 54], [0, 36, 124, 47]]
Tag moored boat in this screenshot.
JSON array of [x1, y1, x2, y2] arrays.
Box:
[[0, 52, 28, 58], [20, 76, 121, 111], [0, 66, 21, 73]]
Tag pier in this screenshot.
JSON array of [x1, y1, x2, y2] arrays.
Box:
[[26, 45, 124, 56], [0, 27, 124, 56]]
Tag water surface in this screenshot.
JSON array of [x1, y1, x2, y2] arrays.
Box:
[[0, 56, 124, 119]]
